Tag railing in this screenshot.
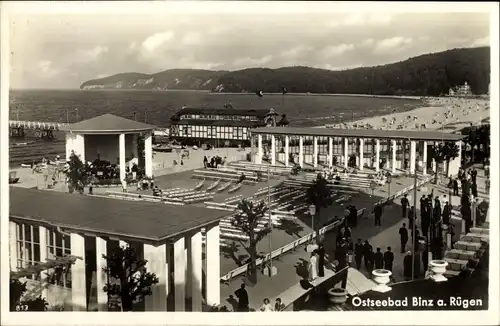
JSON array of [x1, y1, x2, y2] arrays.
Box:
[[9, 120, 69, 130]]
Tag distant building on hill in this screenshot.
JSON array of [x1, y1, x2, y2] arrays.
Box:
[[449, 81, 473, 97]]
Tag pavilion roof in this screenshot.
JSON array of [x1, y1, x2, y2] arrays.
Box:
[[61, 114, 156, 134], [9, 187, 227, 242], [251, 127, 465, 141]]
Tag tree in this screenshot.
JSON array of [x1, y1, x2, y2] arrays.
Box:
[[306, 174, 334, 243], [10, 278, 49, 311], [433, 142, 460, 184], [231, 199, 271, 282], [64, 152, 89, 194], [102, 246, 159, 311]]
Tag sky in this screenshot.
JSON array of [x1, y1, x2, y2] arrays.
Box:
[[6, 2, 491, 89]]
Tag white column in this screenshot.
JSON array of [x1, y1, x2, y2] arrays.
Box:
[[132, 134, 139, 159], [189, 231, 203, 311], [410, 140, 417, 174], [358, 138, 364, 170], [299, 136, 304, 168], [75, 134, 85, 162], [448, 141, 462, 177], [284, 136, 290, 167], [271, 135, 276, 166], [65, 133, 75, 160], [432, 142, 437, 173], [9, 221, 18, 272], [328, 137, 333, 168], [144, 243, 168, 311], [257, 134, 263, 164], [119, 133, 126, 182], [205, 224, 220, 306], [313, 136, 318, 168], [71, 233, 87, 311], [174, 237, 186, 311], [39, 226, 48, 300], [375, 139, 380, 172], [391, 140, 397, 173], [145, 132, 153, 177], [343, 138, 348, 168], [422, 141, 428, 175], [95, 237, 108, 311]]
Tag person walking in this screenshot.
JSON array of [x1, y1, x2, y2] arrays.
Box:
[[363, 241, 373, 272], [401, 194, 409, 218], [374, 248, 384, 270], [453, 178, 459, 196], [399, 223, 409, 253], [354, 239, 364, 270], [408, 206, 416, 231], [308, 251, 318, 282], [373, 204, 383, 226], [203, 155, 208, 168], [384, 247, 394, 272], [317, 244, 325, 277], [471, 181, 478, 198], [442, 201, 451, 225], [234, 283, 249, 312], [471, 167, 478, 184]]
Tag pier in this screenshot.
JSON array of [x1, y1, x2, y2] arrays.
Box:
[[9, 120, 69, 139]]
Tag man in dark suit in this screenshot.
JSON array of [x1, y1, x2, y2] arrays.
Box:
[[363, 240, 373, 271], [399, 223, 409, 253], [401, 194, 409, 218], [374, 247, 384, 270], [354, 238, 364, 270], [234, 283, 249, 312], [384, 247, 394, 272], [373, 204, 383, 226]]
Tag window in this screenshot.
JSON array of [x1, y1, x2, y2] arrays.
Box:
[[47, 229, 72, 288], [16, 223, 41, 280], [233, 127, 239, 138]]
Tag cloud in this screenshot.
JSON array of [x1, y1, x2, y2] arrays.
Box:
[[280, 46, 312, 59], [361, 38, 375, 47], [181, 32, 202, 46], [141, 31, 174, 53], [37, 60, 61, 77], [231, 55, 273, 68], [75, 46, 109, 63], [374, 37, 413, 54], [320, 44, 355, 57], [471, 36, 489, 47], [329, 13, 392, 28]]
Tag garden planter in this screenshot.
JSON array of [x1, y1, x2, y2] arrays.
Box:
[[372, 269, 392, 293], [328, 288, 347, 305], [429, 260, 448, 282]]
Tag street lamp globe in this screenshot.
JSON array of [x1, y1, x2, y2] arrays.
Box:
[[309, 204, 316, 216]]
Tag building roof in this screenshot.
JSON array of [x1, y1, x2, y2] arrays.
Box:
[[171, 119, 265, 127], [251, 127, 465, 141], [9, 187, 227, 242], [61, 114, 156, 134]]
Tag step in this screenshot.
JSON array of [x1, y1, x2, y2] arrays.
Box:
[[462, 233, 489, 244], [443, 270, 461, 278], [444, 257, 468, 271], [445, 249, 476, 261], [455, 241, 482, 252], [470, 227, 489, 234]]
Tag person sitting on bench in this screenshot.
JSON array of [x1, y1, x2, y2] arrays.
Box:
[[238, 173, 246, 184]]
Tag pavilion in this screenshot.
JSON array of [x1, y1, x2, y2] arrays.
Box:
[[250, 127, 465, 177], [61, 114, 156, 180], [9, 187, 226, 311]]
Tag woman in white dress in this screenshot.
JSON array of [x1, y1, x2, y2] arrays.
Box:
[[308, 251, 318, 282]]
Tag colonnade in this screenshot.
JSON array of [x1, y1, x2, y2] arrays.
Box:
[[9, 221, 220, 311], [254, 133, 462, 176]]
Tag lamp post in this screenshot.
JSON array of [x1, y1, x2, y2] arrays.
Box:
[[267, 164, 274, 277], [370, 180, 377, 197], [309, 204, 317, 243], [386, 173, 393, 200]]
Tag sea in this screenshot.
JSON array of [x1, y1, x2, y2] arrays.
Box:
[[8, 89, 423, 166]]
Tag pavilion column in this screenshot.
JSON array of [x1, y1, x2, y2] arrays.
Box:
[[298, 136, 304, 168], [205, 224, 220, 306], [144, 242, 168, 311], [358, 138, 364, 170], [271, 135, 276, 166], [188, 230, 202, 311], [391, 140, 397, 173], [343, 138, 348, 168], [422, 141, 428, 175], [95, 237, 108, 311], [132, 134, 139, 165], [174, 237, 186, 311], [65, 133, 75, 160], [374, 139, 380, 172], [39, 226, 48, 300], [119, 133, 126, 182], [75, 134, 85, 162], [145, 132, 153, 177], [313, 136, 318, 168], [284, 136, 290, 167], [432, 142, 438, 173], [257, 134, 263, 164], [71, 233, 87, 311], [410, 140, 417, 174], [328, 137, 333, 168], [448, 141, 462, 177], [9, 221, 17, 272]]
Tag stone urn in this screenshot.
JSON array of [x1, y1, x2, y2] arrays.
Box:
[[429, 260, 448, 282], [372, 269, 392, 293], [328, 287, 348, 305]]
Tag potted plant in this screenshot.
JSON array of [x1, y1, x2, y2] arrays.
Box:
[[372, 269, 392, 293]]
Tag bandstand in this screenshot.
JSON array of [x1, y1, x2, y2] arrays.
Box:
[[250, 127, 465, 177], [9, 187, 225, 311], [61, 114, 155, 179]]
